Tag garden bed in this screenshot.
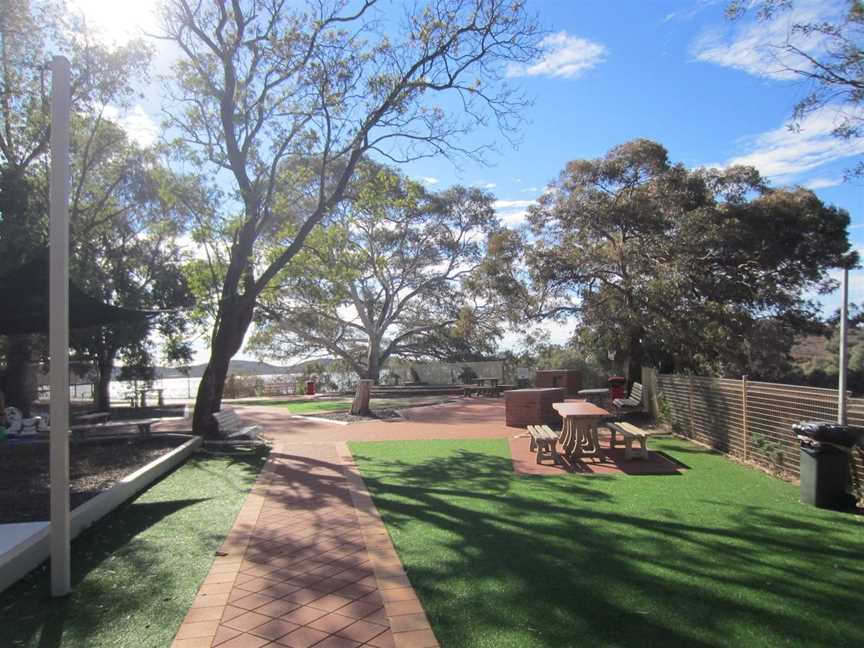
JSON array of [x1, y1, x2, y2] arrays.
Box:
[[0, 437, 187, 523]]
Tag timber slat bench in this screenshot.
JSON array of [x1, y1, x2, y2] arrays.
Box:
[[606, 421, 659, 460], [526, 424, 561, 465], [213, 408, 262, 440], [612, 382, 643, 409]]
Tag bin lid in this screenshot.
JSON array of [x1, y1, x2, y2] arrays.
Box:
[[792, 420, 864, 447]]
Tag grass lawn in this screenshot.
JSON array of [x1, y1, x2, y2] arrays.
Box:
[[250, 396, 454, 414], [350, 437, 864, 648], [0, 446, 269, 648]]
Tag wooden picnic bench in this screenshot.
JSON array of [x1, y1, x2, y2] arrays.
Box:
[[212, 408, 262, 440], [606, 420, 660, 460], [526, 424, 561, 465]]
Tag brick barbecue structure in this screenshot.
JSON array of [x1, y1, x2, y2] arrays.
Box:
[[503, 388, 566, 427]]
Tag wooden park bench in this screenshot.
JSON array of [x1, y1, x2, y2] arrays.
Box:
[[212, 408, 262, 440], [606, 421, 660, 460], [612, 382, 643, 409], [526, 424, 561, 465]]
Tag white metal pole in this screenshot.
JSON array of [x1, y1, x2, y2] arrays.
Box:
[[49, 55, 71, 597], [838, 266, 849, 425]]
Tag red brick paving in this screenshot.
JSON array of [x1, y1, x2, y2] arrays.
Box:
[[172, 441, 437, 648], [171, 398, 673, 648]]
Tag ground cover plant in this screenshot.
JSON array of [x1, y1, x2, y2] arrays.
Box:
[[0, 447, 269, 647], [350, 437, 863, 648]]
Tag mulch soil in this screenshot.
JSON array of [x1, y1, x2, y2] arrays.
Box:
[[0, 437, 185, 523]]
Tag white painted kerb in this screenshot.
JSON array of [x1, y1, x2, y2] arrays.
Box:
[[0, 435, 202, 593]]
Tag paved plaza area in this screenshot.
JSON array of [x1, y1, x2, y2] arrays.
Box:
[[166, 399, 669, 647]]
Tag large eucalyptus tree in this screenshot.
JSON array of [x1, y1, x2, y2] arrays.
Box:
[[250, 163, 504, 382], [156, 0, 539, 434]]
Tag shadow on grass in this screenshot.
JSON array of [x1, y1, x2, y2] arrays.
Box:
[[0, 449, 268, 648], [352, 444, 864, 648]]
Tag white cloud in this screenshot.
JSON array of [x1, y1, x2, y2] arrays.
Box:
[[472, 180, 497, 189], [520, 186, 539, 193], [494, 198, 537, 226], [419, 176, 439, 185], [692, 1, 843, 80], [507, 31, 607, 79], [724, 105, 864, 181], [804, 177, 843, 190], [103, 104, 159, 147]]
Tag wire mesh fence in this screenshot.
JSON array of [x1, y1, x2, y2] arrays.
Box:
[[655, 373, 864, 500]]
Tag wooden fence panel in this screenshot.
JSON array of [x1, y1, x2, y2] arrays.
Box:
[[656, 374, 864, 500]]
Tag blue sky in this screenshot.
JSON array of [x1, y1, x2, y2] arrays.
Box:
[[70, 0, 864, 358], [396, 0, 864, 324]]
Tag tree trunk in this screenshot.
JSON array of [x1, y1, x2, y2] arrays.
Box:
[[192, 298, 255, 436], [1, 335, 34, 416], [366, 337, 381, 384], [626, 327, 644, 386], [351, 379, 372, 416], [94, 353, 114, 412]]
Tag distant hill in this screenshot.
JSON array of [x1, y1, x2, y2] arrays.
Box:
[[791, 330, 864, 368]]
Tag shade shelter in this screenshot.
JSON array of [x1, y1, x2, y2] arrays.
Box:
[[0, 252, 156, 336]]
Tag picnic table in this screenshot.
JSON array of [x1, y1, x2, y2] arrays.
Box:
[[553, 401, 609, 461]]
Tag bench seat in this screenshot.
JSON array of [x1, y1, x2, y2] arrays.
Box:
[[526, 424, 561, 465], [606, 421, 660, 460], [213, 409, 261, 440], [612, 382, 643, 409]]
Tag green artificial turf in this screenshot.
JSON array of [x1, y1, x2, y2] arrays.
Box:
[[281, 400, 351, 414], [252, 396, 452, 414], [350, 437, 864, 648], [0, 446, 269, 648]]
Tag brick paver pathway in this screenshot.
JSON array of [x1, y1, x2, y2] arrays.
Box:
[[172, 442, 438, 648]]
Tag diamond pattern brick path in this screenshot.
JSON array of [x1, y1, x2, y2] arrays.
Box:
[[172, 442, 437, 648]]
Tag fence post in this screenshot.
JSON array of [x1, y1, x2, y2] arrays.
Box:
[[688, 374, 694, 438], [741, 375, 748, 461]]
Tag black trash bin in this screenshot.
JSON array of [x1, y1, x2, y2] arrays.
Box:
[[792, 421, 864, 510]]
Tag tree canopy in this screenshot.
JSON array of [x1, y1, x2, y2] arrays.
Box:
[[524, 139, 854, 379], [156, 0, 540, 433], [0, 0, 191, 411], [250, 163, 504, 381], [728, 0, 864, 178]]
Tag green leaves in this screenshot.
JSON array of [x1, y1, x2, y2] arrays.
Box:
[[251, 161, 503, 379], [527, 138, 854, 377]]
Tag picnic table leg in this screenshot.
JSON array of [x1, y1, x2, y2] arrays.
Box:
[[591, 423, 604, 460], [550, 439, 562, 465], [560, 418, 573, 457]]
